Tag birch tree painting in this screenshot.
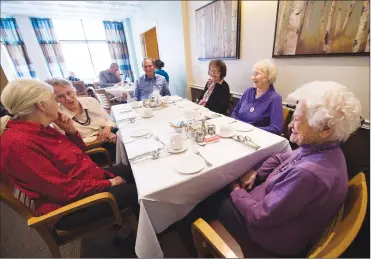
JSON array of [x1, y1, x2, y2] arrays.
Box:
[[196, 0, 241, 60], [273, 0, 370, 56]]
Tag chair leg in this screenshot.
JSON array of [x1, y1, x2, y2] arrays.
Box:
[[35, 226, 61, 258]]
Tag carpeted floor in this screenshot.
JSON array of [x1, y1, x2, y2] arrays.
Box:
[[0, 202, 192, 258]]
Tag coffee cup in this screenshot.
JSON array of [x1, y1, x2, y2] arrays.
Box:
[[141, 108, 153, 117], [219, 124, 234, 136], [169, 133, 183, 150], [131, 101, 141, 108]]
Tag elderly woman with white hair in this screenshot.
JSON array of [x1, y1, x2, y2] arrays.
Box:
[[183, 81, 362, 257], [232, 59, 283, 135], [0, 79, 138, 233]]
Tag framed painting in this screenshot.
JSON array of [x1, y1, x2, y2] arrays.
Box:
[[273, 0, 370, 57], [196, 0, 241, 60]]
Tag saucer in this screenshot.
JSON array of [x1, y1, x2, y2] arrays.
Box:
[[141, 114, 154, 118], [167, 145, 188, 154], [217, 130, 235, 138]]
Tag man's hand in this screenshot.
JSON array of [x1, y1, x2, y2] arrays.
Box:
[[109, 176, 125, 187], [55, 112, 77, 135], [97, 126, 112, 141], [240, 170, 257, 190]]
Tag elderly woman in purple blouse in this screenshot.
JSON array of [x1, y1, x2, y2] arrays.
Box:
[[184, 81, 362, 257], [232, 59, 283, 135]]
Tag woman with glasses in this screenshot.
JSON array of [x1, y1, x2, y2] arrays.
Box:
[[197, 60, 230, 114], [232, 59, 283, 135], [46, 78, 117, 162]]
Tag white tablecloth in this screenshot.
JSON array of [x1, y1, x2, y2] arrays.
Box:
[[112, 96, 291, 258]]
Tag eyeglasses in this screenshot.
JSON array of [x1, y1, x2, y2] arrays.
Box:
[[56, 90, 75, 100], [209, 70, 221, 75]]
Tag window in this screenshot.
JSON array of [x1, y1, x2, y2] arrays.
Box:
[[53, 19, 112, 82]]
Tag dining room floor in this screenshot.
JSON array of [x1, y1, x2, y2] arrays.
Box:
[[0, 201, 194, 258]]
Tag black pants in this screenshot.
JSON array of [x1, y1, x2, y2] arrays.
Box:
[[55, 164, 138, 230]]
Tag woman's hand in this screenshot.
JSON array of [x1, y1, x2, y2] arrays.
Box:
[[107, 133, 117, 143], [231, 182, 241, 192], [240, 170, 257, 190], [109, 176, 125, 187], [97, 126, 112, 141], [55, 112, 77, 135]]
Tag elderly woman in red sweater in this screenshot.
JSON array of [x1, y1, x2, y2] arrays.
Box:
[[0, 79, 138, 231]]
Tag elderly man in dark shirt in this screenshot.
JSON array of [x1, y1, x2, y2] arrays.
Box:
[[99, 63, 121, 88]]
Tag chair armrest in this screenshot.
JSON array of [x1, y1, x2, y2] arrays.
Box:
[[28, 192, 122, 228], [193, 218, 239, 258], [85, 147, 113, 166], [85, 139, 107, 150]]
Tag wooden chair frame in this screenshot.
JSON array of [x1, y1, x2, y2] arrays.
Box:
[[192, 172, 368, 258]]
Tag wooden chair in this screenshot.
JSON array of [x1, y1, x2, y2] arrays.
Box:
[[0, 175, 137, 258], [226, 94, 234, 117], [282, 105, 294, 139], [93, 89, 124, 113], [71, 81, 88, 96], [192, 172, 368, 258], [85, 139, 113, 167]]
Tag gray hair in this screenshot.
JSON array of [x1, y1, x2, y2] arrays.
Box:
[[142, 57, 154, 67], [1, 79, 54, 134], [253, 59, 277, 85], [45, 77, 75, 91], [287, 81, 362, 142]]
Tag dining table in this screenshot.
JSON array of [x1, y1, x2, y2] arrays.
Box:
[[111, 95, 291, 258]]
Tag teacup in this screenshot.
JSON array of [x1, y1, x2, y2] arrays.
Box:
[[169, 133, 183, 150], [141, 108, 153, 117], [219, 124, 234, 136], [131, 101, 141, 108]]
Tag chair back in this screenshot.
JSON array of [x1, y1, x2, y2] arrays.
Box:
[[0, 175, 36, 221], [227, 94, 234, 117], [93, 89, 111, 110], [71, 81, 88, 96], [308, 172, 368, 258]]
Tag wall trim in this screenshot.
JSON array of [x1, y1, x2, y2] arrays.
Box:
[[189, 84, 370, 130]]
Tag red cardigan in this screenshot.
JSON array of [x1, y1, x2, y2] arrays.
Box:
[[0, 120, 114, 215]]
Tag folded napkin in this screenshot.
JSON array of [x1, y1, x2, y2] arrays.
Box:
[[125, 139, 163, 160], [115, 111, 139, 122]]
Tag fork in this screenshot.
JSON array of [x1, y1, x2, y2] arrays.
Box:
[[154, 136, 166, 146], [130, 148, 161, 164], [192, 147, 212, 167]]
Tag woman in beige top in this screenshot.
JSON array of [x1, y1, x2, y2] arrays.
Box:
[[46, 78, 117, 162]]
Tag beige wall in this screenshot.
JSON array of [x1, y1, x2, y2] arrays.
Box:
[[184, 1, 370, 120]]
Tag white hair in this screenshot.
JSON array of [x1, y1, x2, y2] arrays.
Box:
[[253, 59, 277, 85], [45, 77, 75, 91], [287, 81, 362, 142], [0, 79, 54, 135]]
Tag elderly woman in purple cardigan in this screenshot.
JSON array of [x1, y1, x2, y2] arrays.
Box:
[[232, 59, 283, 135], [184, 81, 362, 257]]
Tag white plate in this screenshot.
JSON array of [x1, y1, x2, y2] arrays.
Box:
[[233, 122, 255, 132], [217, 130, 235, 138], [175, 154, 205, 174], [167, 145, 188, 154], [130, 129, 151, 137]]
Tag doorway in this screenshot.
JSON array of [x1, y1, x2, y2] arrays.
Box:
[[140, 27, 160, 59]]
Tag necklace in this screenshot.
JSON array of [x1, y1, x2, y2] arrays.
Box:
[[276, 145, 338, 174], [72, 109, 91, 126]]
